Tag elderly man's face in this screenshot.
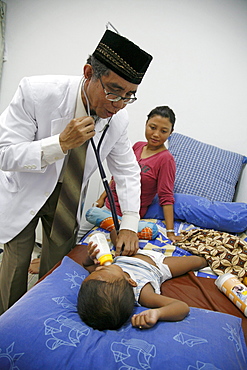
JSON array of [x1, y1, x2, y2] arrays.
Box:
[[83, 65, 138, 119]]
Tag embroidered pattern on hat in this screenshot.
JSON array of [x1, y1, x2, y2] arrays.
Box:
[[96, 42, 144, 80]]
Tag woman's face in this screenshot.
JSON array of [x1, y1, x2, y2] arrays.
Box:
[[145, 115, 173, 149]]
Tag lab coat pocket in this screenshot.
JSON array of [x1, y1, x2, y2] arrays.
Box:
[[0, 171, 19, 192], [0, 171, 20, 214]]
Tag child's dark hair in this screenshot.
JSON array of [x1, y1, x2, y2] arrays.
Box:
[[77, 278, 135, 331], [147, 106, 176, 131]]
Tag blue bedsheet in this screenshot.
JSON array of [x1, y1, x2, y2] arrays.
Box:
[[0, 256, 246, 370]]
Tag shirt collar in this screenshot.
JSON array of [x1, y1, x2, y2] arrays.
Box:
[[75, 80, 87, 118]]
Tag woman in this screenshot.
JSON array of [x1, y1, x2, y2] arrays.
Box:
[[95, 106, 180, 242]]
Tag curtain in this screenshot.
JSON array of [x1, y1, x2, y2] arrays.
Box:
[[0, 1, 6, 83]]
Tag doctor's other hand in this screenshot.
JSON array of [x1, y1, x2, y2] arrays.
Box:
[[59, 116, 95, 153], [111, 229, 139, 257]]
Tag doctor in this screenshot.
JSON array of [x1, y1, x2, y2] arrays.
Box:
[[0, 29, 152, 314]]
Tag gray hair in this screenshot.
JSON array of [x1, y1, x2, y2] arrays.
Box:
[[86, 55, 110, 80]]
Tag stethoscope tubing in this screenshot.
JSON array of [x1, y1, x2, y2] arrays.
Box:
[[90, 129, 120, 232], [82, 78, 120, 232]]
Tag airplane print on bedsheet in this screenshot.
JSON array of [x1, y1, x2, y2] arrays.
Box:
[[0, 256, 246, 370]]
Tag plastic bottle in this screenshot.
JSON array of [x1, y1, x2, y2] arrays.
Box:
[[89, 233, 113, 266], [215, 273, 247, 317]]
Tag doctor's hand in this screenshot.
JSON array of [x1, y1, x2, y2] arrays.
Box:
[[112, 229, 139, 257], [59, 116, 95, 153]]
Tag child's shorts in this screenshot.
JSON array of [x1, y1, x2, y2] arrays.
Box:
[[136, 249, 172, 282]]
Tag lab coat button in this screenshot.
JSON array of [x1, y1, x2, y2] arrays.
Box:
[[30, 210, 35, 215], [45, 192, 50, 197], [32, 165, 37, 169]]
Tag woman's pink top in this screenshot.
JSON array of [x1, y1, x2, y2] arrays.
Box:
[[105, 141, 176, 218]]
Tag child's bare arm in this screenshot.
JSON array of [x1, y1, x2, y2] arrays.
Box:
[[131, 283, 189, 329]]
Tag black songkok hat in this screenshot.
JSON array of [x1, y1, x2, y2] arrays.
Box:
[[92, 30, 153, 85]]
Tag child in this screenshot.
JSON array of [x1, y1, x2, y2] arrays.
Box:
[[77, 231, 208, 331]]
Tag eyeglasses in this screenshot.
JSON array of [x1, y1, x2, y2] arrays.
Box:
[[99, 78, 137, 104]]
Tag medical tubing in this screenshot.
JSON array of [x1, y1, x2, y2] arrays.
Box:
[[90, 137, 120, 232], [97, 123, 109, 149], [82, 78, 119, 232]]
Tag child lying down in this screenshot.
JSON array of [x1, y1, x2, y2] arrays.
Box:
[[77, 230, 208, 331]]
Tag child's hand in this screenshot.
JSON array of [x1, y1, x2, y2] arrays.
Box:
[[87, 242, 100, 265], [131, 309, 160, 329]]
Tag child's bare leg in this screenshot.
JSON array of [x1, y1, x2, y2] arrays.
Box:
[[164, 255, 208, 277]]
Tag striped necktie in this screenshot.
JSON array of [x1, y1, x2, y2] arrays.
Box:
[[50, 80, 88, 246], [50, 141, 88, 246]]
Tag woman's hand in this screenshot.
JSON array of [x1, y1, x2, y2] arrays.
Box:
[[92, 197, 105, 208], [167, 232, 183, 243]]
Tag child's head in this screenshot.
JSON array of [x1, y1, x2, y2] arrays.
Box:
[[77, 265, 136, 330]]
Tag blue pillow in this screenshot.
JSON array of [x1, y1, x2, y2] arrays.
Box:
[[0, 256, 246, 370], [168, 133, 247, 202], [144, 193, 247, 233]]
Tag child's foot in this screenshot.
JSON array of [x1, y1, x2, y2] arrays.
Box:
[[28, 257, 40, 274]]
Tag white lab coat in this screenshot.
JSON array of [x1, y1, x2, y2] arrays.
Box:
[[0, 75, 140, 243]]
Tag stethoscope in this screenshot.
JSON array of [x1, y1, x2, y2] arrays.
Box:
[[82, 78, 120, 232]]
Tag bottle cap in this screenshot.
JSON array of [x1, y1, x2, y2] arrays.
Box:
[[98, 254, 113, 266]]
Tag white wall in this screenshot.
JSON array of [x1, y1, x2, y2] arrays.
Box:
[[1, 0, 247, 207]]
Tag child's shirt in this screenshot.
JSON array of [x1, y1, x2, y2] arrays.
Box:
[[114, 249, 172, 304]]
